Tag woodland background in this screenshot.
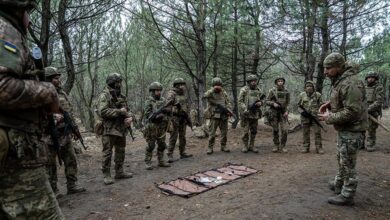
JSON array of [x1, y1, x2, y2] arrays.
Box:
[[28, 0, 390, 130]]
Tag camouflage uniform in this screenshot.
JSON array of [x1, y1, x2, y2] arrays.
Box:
[[0, 1, 64, 218], [44, 67, 86, 195], [238, 75, 264, 153], [298, 81, 324, 153], [97, 73, 133, 185], [166, 78, 192, 161], [204, 77, 233, 154], [265, 77, 290, 153], [323, 53, 368, 205], [143, 82, 171, 170], [365, 72, 384, 152]]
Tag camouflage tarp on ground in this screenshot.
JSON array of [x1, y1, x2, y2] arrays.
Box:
[[156, 163, 258, 198]]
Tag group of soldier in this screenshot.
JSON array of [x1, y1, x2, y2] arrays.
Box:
[[0, 0, 385, 219]]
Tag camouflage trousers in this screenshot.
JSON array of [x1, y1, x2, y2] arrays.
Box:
[[47, 141, 79, 192], [145, 131, 167, 165], [0, 167, 64, 219], [208, 117, 228, 150], [302, 122, 322, 150], [333, 131, 363, 199], [241, 118, 258, 148], [101, 135, 126, 175], [168, 118, 187, 156], [366, 116, 379, 147], [270, 116, 288, 148]]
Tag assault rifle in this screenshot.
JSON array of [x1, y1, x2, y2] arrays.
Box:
[[148, 100, 174, 123], [174, 103, 193, 130], [216, 104, 238, 121], [270, 100, 290, 125], [298, 105, 326, 132], [110, 91, 135, 141], [63, 111, 88, 150]]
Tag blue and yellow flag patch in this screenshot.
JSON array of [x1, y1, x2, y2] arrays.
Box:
[[1, 39, 18, 54]]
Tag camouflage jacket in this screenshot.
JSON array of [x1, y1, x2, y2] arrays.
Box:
[[0, 15, 58, 132], [142, 96, 169, 139], [166, 87, 189, 122], [97, 87, 130, 137], [366, 81, 384, 117], [298, 91, 323, 123], [0, 14, 58, 170], [326, 64, 368, 132], [238, 85, 264, 119], [265, 86, 290, 114], [203, 87, 232, 119], [55, 87, 75, 145]]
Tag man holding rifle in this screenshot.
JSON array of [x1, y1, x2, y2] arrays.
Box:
[[297, 81, 325, 154], [365, 71, 384, 152], [97, 73, 133, 185], [204, 77, 234, 155], [45, 67, 86, 196], [265, 76, 290, 153], [166, 78, 193, 163], [238, 74, 265, 153]]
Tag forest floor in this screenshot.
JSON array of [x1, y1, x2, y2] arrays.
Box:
[[58, 112, 390, 220]]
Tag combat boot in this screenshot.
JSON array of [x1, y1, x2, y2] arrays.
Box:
[[221, 146, 230, 153], [328, 194, 354, 206], [167, 154, 174, 163], [272, 146, 279, 153], [328, 180, 341, 194], [145, 162, 153, 170], [366, 145, 376, 152], [158, 151, 171, 168], [281, 146, 288, 153], [316, 147, 325, 154], [52, 186, 64, 199], [250, 147, 259, 153], [180, 152, 193, 159], [67, 184, 86, 195], [301, 146, 309, 153], [241, 146, 249, 153], [103, 173, 114, 185]]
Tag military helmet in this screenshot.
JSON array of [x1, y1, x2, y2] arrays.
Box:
[[106, 73, 122, 86], [149, 81, 163, 91], [365, 71, 379, 80], [305, 80, 315, 87], [246, 74, 258, 83], [173, 78, 186, 86], [211, 77, 223, 86], [274, 76, 286, 84], [324, 52, 345, 68], [44, 67, 61, 79], [0, 0, 37, 9]]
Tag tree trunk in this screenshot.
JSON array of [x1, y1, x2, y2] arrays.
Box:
[[316, 1, 330, 94], [231, 3, 239, 129]]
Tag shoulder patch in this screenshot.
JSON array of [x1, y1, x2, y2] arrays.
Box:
[[1, 39, 18, 54]]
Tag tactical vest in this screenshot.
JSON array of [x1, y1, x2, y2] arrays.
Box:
[[366, 86, 376, 104], [270, 87, 289, 109], [100, 89, 129, 137]]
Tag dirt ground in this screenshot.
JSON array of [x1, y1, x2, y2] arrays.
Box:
[[58, 113, 390, 220]]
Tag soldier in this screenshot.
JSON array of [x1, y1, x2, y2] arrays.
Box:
[[297, 81, 324, 154], [204, 77, 233, 154], [238, 74, 264, 153], [97, 73, 133, 185], [265, 76, 290, 153], [166, 78, 193, 162], [0, 0, 64, 218], [319, 52, 367, 206], [143, 82, 171, 170], [365, 71, 384, 152], [45, 67, 86, 196]]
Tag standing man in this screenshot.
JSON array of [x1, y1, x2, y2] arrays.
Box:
[[97, 73, 133, 185], [265, 76, 290, 153], [166, 78, 193, 162], [204, 77, 233, 154], [297, 81, 324, 154], [365, 71, 384, 152], [45, 67, 86, 195], [319, 52, 367, 206], [0, 0, 64, 218], [143, 82, 171, 170], [238, 74, 264, 153]]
